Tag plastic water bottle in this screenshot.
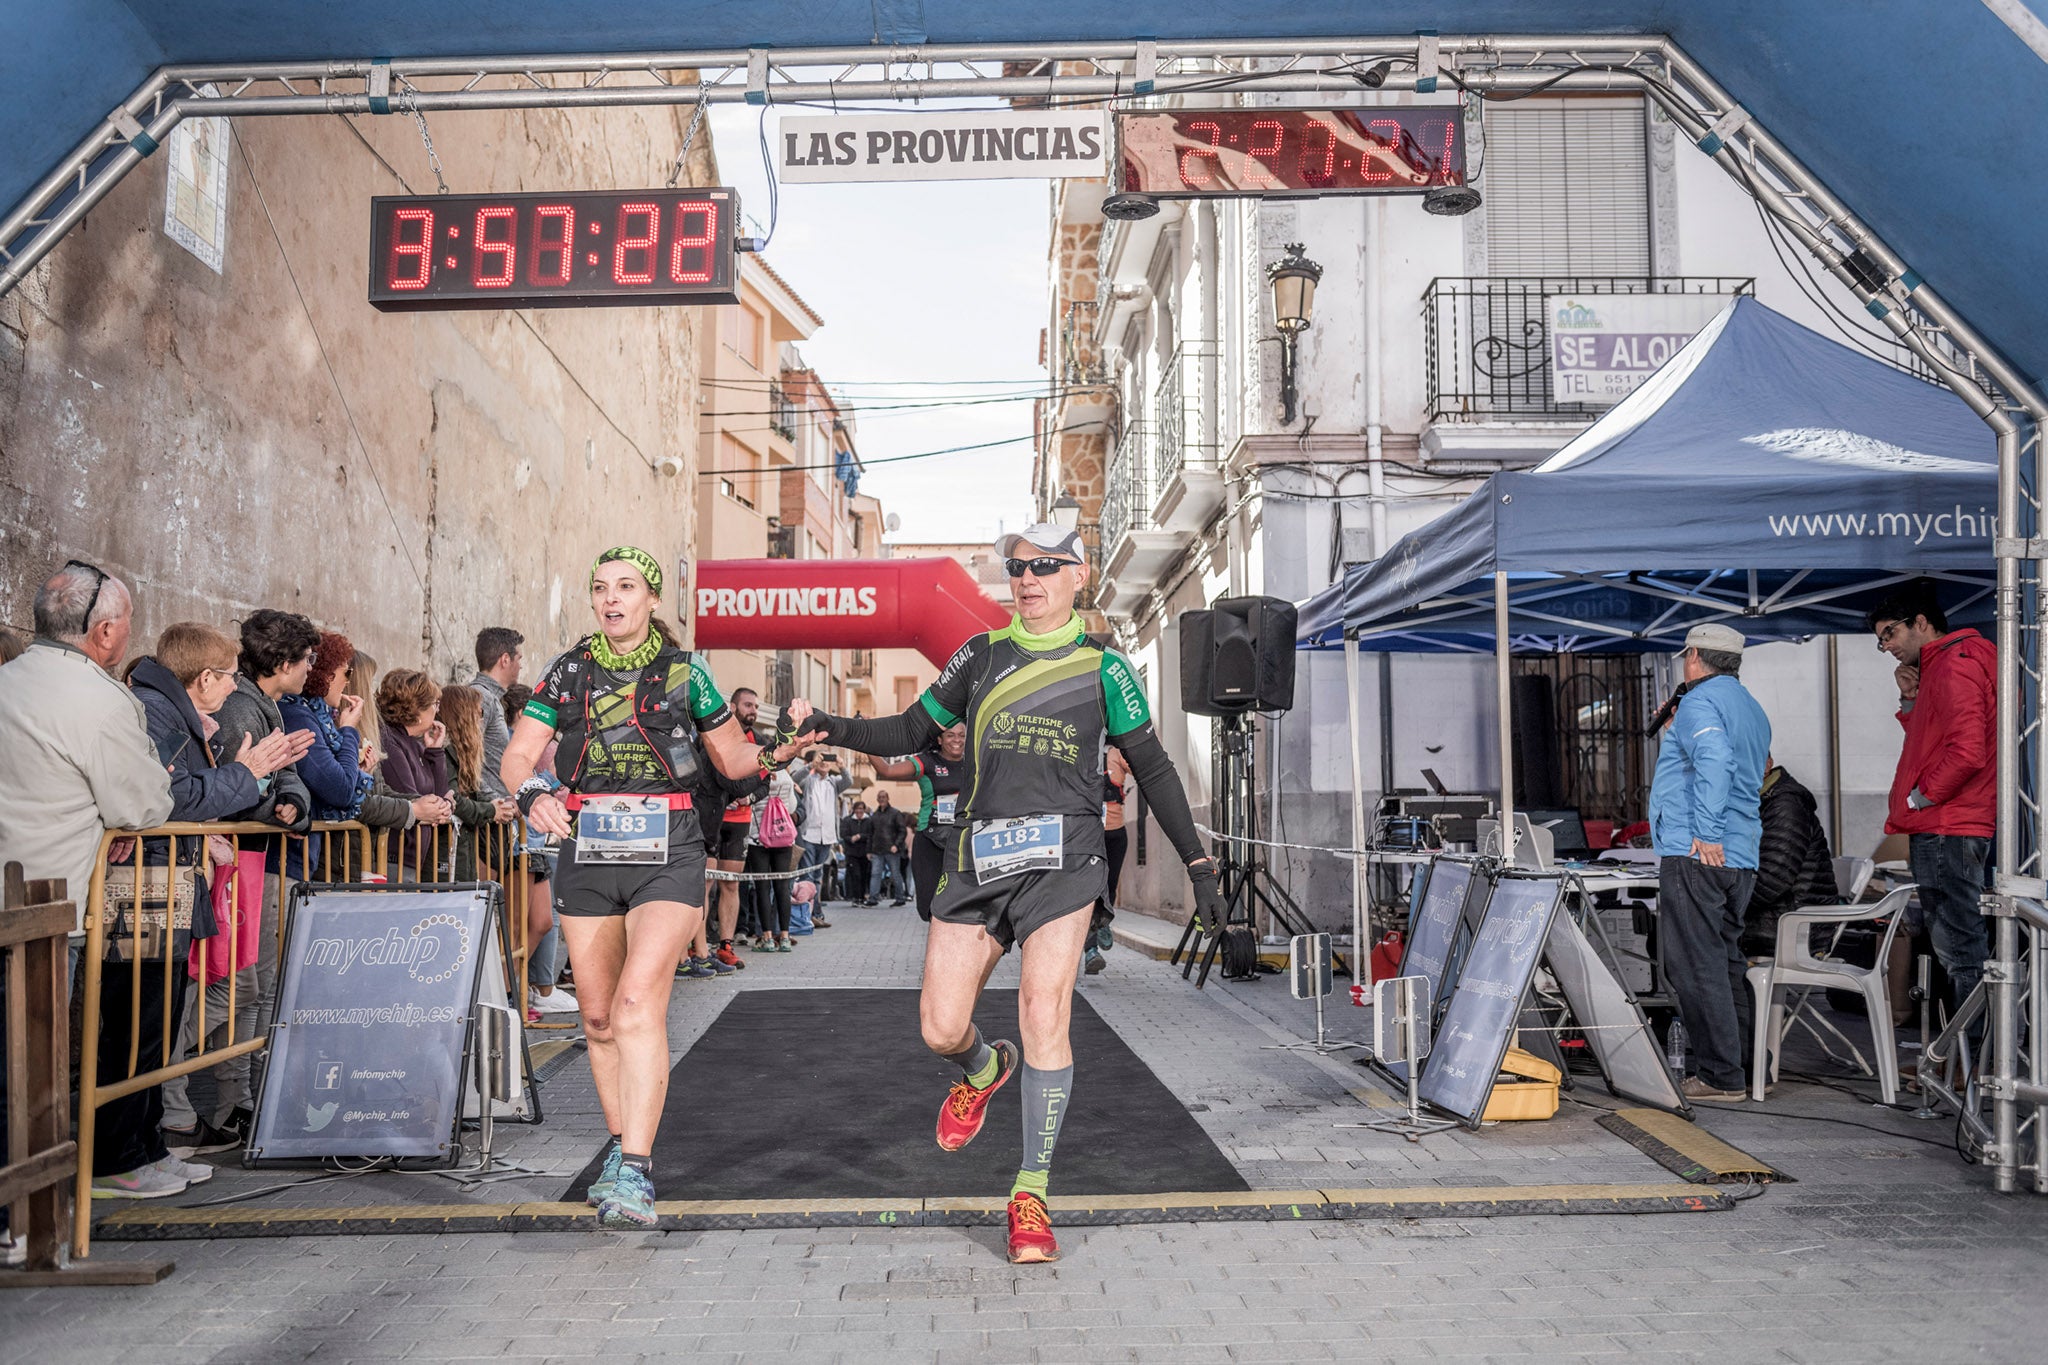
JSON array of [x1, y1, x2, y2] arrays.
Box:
[[1665, 1018, 1689, 1074]]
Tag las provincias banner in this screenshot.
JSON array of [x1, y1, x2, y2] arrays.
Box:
[[776, 110, 1108, 183], [692, 557, 1009, 668]]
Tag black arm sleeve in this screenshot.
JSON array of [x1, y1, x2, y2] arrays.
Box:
[[819, 705, 944, 762], [1114, 722, 1208, 867]]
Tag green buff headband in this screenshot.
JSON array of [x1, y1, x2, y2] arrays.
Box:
[[590, 546, 663, 598]]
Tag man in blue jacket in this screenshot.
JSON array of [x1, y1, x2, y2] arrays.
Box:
[[1650, 623, 1771, 1102]]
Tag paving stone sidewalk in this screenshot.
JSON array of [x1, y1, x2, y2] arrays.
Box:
[[7, 900, 2046, 1362]]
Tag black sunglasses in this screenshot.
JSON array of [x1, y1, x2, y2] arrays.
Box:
[[64, 559, 108, 627], [1005, 556, 1079, 579]]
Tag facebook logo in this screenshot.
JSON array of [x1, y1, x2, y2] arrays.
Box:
[[313, 1060, 343, 1091]]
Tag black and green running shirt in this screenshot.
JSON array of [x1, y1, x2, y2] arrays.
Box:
[[907, 748, 969, 830], [817, 611, 1209, 866], [913, 613, 1148, 824], [523, 640, 731, 795]]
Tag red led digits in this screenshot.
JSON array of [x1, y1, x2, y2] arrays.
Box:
[[473, 206, 516, 287], [1244, 119, 1285, 187], [370, 189, 734, 309], [530, 204, 575, 286], [612, 202, 659, 286], [1179, 119, 1224, 188], [1358, 119, 1405, 184], [388, 207, 435, 290], [1299, 119, 1338, 187], [1429, 118, 1459, 183], [668, 200, 718, 284]]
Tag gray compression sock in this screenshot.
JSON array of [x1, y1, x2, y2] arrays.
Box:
[[1013, 1063, 1074, 1199], [940, 1027, 998, 1087]]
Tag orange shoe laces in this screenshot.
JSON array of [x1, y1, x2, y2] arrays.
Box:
[[945, 1081, 982, 1120], [1010, 1193, 1050, 1234]]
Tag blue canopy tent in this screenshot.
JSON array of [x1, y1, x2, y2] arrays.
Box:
[[1297, 294, 1996, 882], [1299, 295, 1998, 654]]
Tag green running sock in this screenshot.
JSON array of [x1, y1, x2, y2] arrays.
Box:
[[1011, 1168, 1050, 1200]]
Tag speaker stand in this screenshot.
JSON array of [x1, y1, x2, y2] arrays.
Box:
[[1170, 712, 1317, 988]]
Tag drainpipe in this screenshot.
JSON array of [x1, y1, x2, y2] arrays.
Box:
[[1364, 198, 1388, 552]]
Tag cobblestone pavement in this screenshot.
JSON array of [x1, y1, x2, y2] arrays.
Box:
[[7, 900, 2047, 1363]]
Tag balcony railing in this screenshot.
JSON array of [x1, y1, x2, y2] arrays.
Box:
[[769, 380, 797, 441], [1060, 299, 1107, 388], [766, 655, 795, 710], [1153, 339, 1219, 485], [846, 648, 874, 680], [1103, 420, 1151, 552], [1422, 277, 1755, 420]]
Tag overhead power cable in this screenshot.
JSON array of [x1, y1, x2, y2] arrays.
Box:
[[697, 430, 1038, 476]]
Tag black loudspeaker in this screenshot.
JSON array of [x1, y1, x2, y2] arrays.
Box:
[[1178, 596, 1298, 714], [1179, 611, 1225, 717]]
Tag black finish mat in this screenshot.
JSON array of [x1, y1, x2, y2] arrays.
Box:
[[563, 988, 1248, 1201]]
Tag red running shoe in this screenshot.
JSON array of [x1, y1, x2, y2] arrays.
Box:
[[935, 1039, 1017, 1151], [1006, 1191, 1059, 1264], [714, 942, 746, 970]]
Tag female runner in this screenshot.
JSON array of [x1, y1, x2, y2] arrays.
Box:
[[862, 723, 969, 922], [500, 547, 806, 1227]]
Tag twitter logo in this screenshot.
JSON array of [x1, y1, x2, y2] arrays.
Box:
[[304, 1100, 339, 1132]]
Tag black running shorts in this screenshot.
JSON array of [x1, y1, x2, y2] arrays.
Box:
[[929, 816, 1105, 949], [910, 825, 962, 923], [554, 832, 708, 917]]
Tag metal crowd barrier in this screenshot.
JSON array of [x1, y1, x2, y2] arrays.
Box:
[[70, 811, 537, 1258]]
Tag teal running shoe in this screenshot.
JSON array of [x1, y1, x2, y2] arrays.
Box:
[[598, 1164, 659, 1229], [585, 1140, 623, 1208]]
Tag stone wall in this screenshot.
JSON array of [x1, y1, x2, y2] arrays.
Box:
[[0, 96, 718, 679]]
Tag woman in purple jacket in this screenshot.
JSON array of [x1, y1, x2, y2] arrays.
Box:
[[376, 669, 455, 879]]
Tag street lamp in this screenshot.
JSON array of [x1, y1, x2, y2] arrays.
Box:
[[1050, 494, 1082, 531], [1266, 242, 1323, 426]]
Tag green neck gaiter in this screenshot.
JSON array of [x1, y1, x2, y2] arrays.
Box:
[[591, 630, 661, 672]]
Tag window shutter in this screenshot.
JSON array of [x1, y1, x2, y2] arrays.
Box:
[[1483, 98, 1649, 276]]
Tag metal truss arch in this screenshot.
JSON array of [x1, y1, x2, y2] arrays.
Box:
[[2, 30, 2042, 1193]]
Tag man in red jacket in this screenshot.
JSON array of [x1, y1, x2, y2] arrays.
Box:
[[1870, 585, 1996, 1017]]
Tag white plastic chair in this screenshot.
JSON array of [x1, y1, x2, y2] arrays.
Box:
[[1833, 855, 1875, 904], [1744, 883, 1914, 1103]]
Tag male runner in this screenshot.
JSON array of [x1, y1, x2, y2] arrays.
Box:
[[786, 522, 1222, 1263], [696, 687, 764, 966]]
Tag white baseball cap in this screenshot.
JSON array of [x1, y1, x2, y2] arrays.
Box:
[[1681, 622, 1747, 656], [995, 523, 1086, 562]]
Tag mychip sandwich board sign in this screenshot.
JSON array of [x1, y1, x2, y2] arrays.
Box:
[[1375, 857, 1489, 1086], [248, 884, 521, 1166], [1417, 873, 1565, 1128]]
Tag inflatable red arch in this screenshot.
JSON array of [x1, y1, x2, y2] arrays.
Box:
[[692, 558, 1009, 667]]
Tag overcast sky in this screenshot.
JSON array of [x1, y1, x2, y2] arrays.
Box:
[[707, 103, 1050, 545]]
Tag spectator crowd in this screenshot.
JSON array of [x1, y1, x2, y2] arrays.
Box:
[[0, 560, 895, 1211]]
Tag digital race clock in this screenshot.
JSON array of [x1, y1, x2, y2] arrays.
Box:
[[368, 188, 739, 311], [1116, 109, 1464, 198]]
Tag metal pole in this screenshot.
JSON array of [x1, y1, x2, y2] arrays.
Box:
[[1344, 632, 1371, 974], [1825, 634, 1844, 856], [1495, 572, 1516, 861], [1992, 423, 2024, 1191]]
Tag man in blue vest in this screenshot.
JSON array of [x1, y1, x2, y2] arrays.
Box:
[[1650, 623, 1772, 1103]]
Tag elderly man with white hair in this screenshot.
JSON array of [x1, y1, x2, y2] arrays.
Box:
[[0, 559, 174, 920], [0, 560, 176, 1209]]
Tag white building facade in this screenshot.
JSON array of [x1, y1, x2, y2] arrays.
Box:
[[1040, 85, 1916, 926]]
